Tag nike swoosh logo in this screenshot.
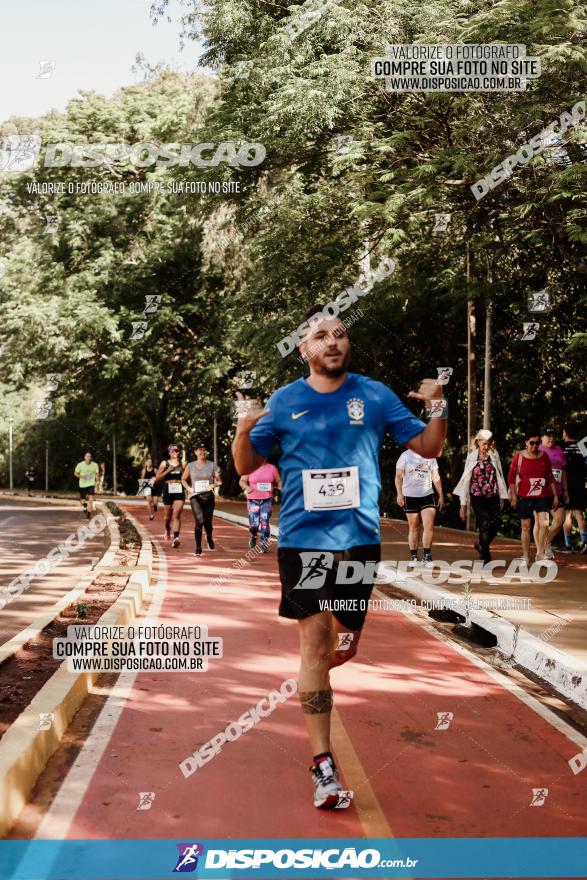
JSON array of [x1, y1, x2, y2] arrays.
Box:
[[291, 410, 310, 420]]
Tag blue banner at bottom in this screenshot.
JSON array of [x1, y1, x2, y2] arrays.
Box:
[[0, 838, 584, 879]]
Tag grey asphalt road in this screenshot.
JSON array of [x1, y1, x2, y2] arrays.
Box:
[[0, 497, 109, 647]]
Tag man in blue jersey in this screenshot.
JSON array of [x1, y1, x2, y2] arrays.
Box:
[[232, 306, 447, 809]]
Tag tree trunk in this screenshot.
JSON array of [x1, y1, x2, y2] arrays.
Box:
[[466, 247, 477, 532], [483, 301, 492, 430], [146, 394, 169, 463]]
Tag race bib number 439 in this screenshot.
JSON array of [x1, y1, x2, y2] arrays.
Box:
[[302, 467, 360, 511]]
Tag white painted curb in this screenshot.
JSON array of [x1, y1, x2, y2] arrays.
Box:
[[379, 564, 587, 711]]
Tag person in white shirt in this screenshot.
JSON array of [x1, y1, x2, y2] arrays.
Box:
[[395, 450, 444, 567]]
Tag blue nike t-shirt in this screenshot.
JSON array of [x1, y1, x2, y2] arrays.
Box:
[[249, 373, 426, 549]]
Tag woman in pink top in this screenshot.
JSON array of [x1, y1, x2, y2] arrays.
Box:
[[539, 427, 569, 559], [239, 463, 282, 553]]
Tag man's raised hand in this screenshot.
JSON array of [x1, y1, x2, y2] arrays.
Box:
[[234, 391, 270, 433], [408, 378, 445, 403]]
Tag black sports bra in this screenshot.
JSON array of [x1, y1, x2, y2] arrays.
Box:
[[163, 461, 183, 482]]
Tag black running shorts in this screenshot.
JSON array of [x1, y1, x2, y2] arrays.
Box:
[[403, 494, 436, 514], [277, 543, 381, 631], [517, 496, 553, 519], [163, 487, 185, 506], [79, 485, 95, 499], [567, 487, 586, 511]]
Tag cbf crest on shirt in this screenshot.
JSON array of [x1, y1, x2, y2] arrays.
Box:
[[346, 397, 365, 424]]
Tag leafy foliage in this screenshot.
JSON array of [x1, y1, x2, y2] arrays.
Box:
[[1, 0, 586, 530]]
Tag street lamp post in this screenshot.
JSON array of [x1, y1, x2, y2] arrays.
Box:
[[112, 429, 118, 496], [8, 418, 13, 492], [45, 439, 49, 494]]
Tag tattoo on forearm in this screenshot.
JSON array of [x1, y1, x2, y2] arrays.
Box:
[[299, 688, 333, 715]]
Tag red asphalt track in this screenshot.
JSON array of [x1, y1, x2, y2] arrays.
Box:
[[61, 508, 586, 843]]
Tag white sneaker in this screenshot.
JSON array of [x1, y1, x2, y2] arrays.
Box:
[[423, 556, 434, 568], [310, 756, 343, 810], [544, 545, 554, 560]]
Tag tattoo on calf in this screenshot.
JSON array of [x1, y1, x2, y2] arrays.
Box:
[[300, 688, 333, 715]]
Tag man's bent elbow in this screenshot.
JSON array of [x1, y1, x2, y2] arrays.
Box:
[[417, 439, 446, 458], [231, 443, 244, 475], [232, 445, 255, 476]]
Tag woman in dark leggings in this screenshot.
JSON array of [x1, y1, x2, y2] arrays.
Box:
[[454, 429, 509, 564], [182, 441, 222, 557]]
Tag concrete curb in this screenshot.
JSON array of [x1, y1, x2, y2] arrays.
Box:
[[0, 492, 80, 508], [379, 571, 587, 711], [0, 507, 156, 838], [213, 510, 587, 711], [0, 492, 145, 507]]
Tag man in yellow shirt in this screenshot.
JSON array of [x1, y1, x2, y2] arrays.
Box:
[[74, 452, 99, 518]]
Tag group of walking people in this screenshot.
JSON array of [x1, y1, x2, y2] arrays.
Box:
[[462, 424, 586, 564], [402, 423, 587, 567]]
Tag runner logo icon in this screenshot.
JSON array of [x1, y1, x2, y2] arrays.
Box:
[[136, 791, 155, 811], [336, 632, 355, 651], [173, 843, 204, 872], [528, 477, 545, 496], [435, 711, 453, 730], [294, 552, 334, 589], [530, 788, 549, 806]]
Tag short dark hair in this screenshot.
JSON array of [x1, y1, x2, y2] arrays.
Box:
[[302, 304, 327, 324], [524, 429, 541, 441]]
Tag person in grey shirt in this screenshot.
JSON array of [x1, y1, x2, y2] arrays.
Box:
[[182, 441, 222, 556]]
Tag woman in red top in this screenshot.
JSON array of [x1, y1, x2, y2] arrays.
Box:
[[508, 429, 559, 564]]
